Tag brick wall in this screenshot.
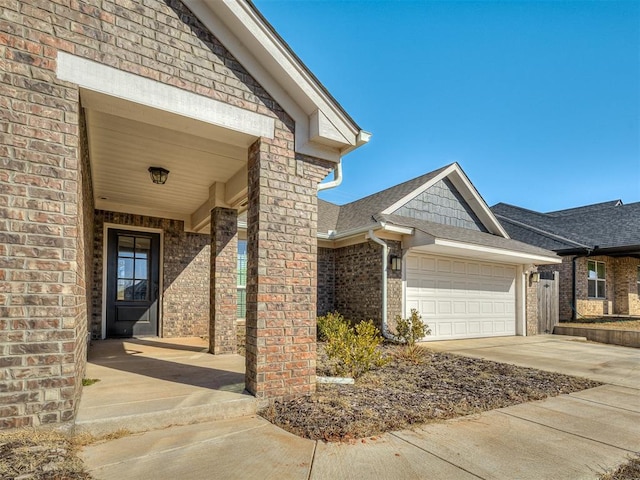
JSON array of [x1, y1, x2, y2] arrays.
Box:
[[93, 211, 210, 339], [539, 255, 640, 320], [613, 257, 640, 315], [1, 0, 334, 425], [244, 139, 333, 399], [328, 239, 402, 333], [317, 247, 335, 316]]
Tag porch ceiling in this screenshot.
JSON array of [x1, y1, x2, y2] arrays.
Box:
[[84, 95, 253, 232]]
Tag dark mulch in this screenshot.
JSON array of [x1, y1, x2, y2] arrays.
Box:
[[600, 455, 640, 480], [260, 344, 601, 442]]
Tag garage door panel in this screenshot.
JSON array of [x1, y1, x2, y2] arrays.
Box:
[[405, 253, 516, 341]]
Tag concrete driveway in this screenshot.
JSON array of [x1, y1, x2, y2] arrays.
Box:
[[81, 335, 640, 480], [427, 334, 640, 388]]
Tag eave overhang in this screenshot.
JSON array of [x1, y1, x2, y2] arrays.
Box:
[[183, 0, 371, 163], [404, 233, 561, 265]]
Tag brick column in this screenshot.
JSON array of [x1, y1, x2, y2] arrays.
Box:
[[245, 137, 332, 399], [210, 207, 238, 354]]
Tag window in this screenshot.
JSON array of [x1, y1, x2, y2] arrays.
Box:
[[237, 240, 247, 319], [587, 260, 606, 299]]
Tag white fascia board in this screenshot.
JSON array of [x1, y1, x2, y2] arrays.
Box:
[[57, 52, 274, 140], [380, 163, 509, 238], [433, 238, 562, 265], [184, 0, 368, 161]]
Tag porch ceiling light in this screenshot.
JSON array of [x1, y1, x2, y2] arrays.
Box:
[[148, 166, 170, 185]]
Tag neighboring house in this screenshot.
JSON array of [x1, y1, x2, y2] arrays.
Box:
[[1, 0, 370, 429], [492, 201, 640, 321], [311, 163, 560, 340]]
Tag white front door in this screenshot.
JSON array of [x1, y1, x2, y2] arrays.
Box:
[[405, 253, 516, 340]]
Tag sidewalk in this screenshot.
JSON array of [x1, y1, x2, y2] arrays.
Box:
[[80, 336, 640, 479]]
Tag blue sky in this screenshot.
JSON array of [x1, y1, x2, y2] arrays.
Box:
[[254, 0, 640, 212]]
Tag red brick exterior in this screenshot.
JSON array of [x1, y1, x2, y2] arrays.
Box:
[[210, 207, 238, 354], [244, 139, 333, 399], [539, 255, 640, 321], [1, 0, 332, 427], [317, 239, 402, 333]]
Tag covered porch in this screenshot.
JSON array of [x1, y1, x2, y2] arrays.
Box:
[[75, 337, 254, 435]]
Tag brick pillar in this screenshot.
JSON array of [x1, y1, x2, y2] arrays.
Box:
[[245, 137, 332, 399], [210, 207, 238, 354]]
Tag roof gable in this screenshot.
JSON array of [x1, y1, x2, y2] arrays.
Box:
[[391, 177, 488, 232], [183, 0, 370, 162], [381, 163, 508, 237]]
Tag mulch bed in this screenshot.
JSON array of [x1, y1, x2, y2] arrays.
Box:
[[0, 429, 91, 480], [600, 455, 640, 480], [260, 344, 601, 442]]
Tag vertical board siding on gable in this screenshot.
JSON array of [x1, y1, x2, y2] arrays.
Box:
[[393, 178, 487, 231]]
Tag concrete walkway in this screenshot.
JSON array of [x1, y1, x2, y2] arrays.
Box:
[[80, 335, 640, 479], [76, 338, 256, 436]]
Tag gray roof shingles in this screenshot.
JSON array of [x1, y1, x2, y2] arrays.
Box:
[[317, 164, 557, 259], [492, 201, 640, 253]]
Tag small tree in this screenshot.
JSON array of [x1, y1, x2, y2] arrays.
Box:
[[393, 309, 431, 362]]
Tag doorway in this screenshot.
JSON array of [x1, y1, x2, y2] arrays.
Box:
[[106, 229, 161, 337]]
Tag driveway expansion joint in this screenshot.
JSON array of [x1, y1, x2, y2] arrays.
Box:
[[496, 410, 638, 454], [389, 432, 486, 480]]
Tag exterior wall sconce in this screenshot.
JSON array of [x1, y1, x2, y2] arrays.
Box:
[[148, 166, 170, 185], [390, 255, 402, 272], [530, 272, 540, 283]]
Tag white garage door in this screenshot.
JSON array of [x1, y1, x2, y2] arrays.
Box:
[[405, 253, 516, 340]]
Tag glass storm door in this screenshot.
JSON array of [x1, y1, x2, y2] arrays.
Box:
[[106, 229, 160, 337]]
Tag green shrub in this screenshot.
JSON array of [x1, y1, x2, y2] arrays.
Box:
[[393, 309, 431, 363], [320, 314, 388, 378], [394, 309, 430, 346], [317, 311, 346, 341]]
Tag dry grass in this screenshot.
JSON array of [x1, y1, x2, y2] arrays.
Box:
[[0, 429, 91, 480], [600, 455, 640, 480], [564, 320, 640, 331], [0, 428, 132, 480], [260, 344, 601, 442]]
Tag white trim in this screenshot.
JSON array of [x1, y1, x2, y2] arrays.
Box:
[[381, 163, 509, 238], [57, 52, 274, 140], [101, 223, 164, 339], [182, 0, 370, 162], [432, 238, 561, 264]]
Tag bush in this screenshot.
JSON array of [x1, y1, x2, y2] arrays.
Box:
[[319, 314, 388, 378], [317, 311, 346, 342], [394, 309, 430, 346], [393, 309, 431, 363]]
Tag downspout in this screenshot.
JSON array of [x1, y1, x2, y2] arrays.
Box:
[[317, 160, 343, 191], [367, 229, 395, 340]]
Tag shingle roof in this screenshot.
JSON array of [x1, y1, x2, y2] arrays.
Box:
[[492, 201, 640, 253], [316, 163, 558, 259], [319, 165, 450, 234]]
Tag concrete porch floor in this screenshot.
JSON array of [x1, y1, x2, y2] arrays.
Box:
[[75, 337, 256, 436]]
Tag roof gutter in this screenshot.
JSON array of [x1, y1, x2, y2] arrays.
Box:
[[317, 160, 343, 192]]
